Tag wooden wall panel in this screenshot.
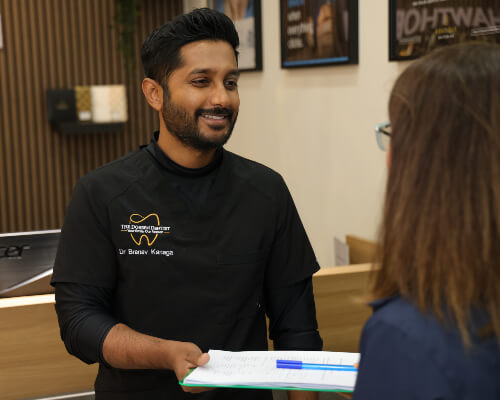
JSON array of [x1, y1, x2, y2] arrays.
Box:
[[0, 0, 182, 233]]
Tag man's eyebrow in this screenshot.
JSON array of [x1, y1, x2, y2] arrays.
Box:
[[188, 68, 240, 77], [189, 68, 211, 75]]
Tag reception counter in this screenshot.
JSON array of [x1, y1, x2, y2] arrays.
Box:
[[0, 295, 97, 400], [0, 263, 373, 399], [313, 263, 372, 352]]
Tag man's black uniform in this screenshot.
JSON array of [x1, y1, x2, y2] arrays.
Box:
[[52, 133, 322, 399]]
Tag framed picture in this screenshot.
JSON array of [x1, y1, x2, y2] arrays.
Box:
[[280, 0, 358, 68], [183, 0, 263, 71], [389, 0, 500, 61]]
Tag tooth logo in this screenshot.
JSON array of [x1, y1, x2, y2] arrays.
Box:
[[129, 213, 160, 246]]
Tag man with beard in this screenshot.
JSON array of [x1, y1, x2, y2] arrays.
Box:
[[52, 8, 322, 400]]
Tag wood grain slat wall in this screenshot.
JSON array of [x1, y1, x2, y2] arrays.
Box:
[[0, 0, 182, 233]]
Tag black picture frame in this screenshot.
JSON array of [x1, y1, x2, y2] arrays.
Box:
[[184, 0, 263, 72], [389, 0, 500, 61], [280, 0, 358, 69]]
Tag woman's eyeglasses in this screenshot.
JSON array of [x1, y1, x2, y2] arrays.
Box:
[[375, 122, 391, 152]]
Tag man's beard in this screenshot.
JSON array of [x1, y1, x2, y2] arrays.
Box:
[[161, 88, 238, 151]]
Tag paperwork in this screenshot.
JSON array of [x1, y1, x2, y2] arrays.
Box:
[[181, 350, 360, 392]]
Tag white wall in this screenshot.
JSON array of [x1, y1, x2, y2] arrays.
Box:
[[225, 1, 411, 267]]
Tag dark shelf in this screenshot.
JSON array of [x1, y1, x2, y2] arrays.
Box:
[[52, 121, 125, 134]]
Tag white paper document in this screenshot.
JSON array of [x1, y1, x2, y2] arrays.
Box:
[[182, 350, 360, 392]]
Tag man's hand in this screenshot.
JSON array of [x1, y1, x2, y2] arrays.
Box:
[[287, 390, 319, 400], [102, 323, 211, 393], [163, 340, 211, 393]]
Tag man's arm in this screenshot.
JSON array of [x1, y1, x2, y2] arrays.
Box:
[[54, 282, 210, 393], [264, 178, 323, 400], [267, 278, 323, 351], [265, 278, 321, 400]]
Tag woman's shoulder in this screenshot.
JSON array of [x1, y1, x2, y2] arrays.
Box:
[[366, 295, 432, 333], [363, 295, 455, 363], [365, 295, 499, 359], [359, 295, 500, 398]]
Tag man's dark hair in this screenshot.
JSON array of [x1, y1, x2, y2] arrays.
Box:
[[141, 8, 239, 85]]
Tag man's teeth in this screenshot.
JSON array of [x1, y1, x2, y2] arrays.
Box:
[[202, 114, 226, 120]]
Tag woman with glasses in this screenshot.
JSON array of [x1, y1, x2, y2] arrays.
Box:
[[353, 42, 500, 399]]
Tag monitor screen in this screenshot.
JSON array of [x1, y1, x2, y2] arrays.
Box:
[[0, 230, 60, 297]]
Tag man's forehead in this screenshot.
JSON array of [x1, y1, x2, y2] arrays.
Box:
[[187, 68, 240, 77], [178, 40, 238, 71]]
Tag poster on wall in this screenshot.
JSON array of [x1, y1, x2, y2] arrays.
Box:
[[183, 0, 263, 71], [390, 0, 500, 61], [280, 0, 358, 68]]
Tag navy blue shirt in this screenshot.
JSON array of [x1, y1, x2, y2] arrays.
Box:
[[354, 296, 500, 400]]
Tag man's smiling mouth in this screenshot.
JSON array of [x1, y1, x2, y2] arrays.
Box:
[[197, 108, 233, 122], [201, 113, 228, 120]]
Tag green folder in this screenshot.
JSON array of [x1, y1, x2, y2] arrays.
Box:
[[179, 368, 353, 393]]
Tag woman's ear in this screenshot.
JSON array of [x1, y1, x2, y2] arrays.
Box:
[[142, 78, 163, 112], [386, 145, 391, 169]]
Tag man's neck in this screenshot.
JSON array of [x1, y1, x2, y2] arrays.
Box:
[[157, 126, 217, 169]]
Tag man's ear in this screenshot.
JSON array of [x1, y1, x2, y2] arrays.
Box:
[[142, 78, 163, 112]]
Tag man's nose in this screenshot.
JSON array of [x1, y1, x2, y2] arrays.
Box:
[[209, 83, 231, 108]]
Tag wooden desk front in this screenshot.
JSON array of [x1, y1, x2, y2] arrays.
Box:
[[0, 295, 97, 400], [313, 264, 373, 352], [0, 264, 373, 399]]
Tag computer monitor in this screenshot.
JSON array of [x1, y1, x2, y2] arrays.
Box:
[[0, 230, 60, 298]]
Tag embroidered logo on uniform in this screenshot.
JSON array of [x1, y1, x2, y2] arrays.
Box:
[[119, 213, 174, 257], [120, 213, 171, 246]]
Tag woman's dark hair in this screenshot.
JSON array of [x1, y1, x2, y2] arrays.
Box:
[[373, 42, 500, 346], [141, 8, 239, 85]]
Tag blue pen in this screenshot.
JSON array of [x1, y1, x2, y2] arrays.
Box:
[[276, 360, 357, 372]]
